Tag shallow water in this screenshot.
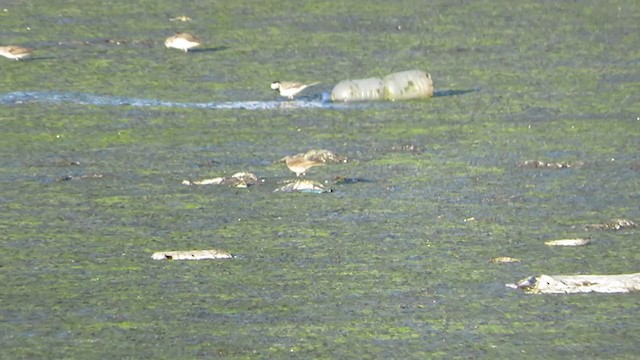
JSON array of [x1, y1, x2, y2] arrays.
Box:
[[1, 0, 639, 358]]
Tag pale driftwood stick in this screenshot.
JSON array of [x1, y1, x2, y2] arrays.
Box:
[[152, 249, 233, 260], [509, 273, 640, 294], [544, 238, 590, 246]]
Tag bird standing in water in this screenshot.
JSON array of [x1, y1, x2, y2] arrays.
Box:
[[0, 46, 34, 61], [271, 81, 320, 99], [284, 156, 325, 177], [164, 32, 202, 52]]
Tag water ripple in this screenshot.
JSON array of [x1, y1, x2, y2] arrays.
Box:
[[0, 91, 364, 110]]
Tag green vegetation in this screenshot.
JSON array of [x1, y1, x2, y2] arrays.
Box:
[[1, 0, 639, 358]]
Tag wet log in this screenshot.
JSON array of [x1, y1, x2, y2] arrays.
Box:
[[544, 238, 590, 246], [490, 256, 521, 263], [585, 219, 636, 231], [508, 273, 640, 294], [182, 172, 260, 187], [151, 249, 233, 260]]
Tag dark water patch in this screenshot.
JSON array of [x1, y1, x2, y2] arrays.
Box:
[[9, 55, 55, 62], [433, 89, 478, 97], [600, 72, 640, 84], [509, 105, 562, 123], [188, 46, 229, 54]]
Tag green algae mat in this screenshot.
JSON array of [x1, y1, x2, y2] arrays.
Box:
[[1, 0, 639, 358]]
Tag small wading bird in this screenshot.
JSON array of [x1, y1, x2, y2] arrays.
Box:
[[284, 156, 325, 177], [0, 46, 34, 61], [164, 32, 202, 52], [271, 81, 320, 100]]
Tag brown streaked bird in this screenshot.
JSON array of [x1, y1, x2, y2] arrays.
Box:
[[271, 81, 320, 100], [0, 46, 34, 61], [284, 156, 325, 177], [164, 32, 202, 52]]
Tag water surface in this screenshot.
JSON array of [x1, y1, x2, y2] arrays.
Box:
[[1, 0, 639, 358]]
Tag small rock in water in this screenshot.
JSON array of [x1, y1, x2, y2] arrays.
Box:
[[274, 179, 331, 193], [585, 219, 636, 231], [490, 256, 521, 264], [516, 160, 584, 169], [183, 172, 261, 187]]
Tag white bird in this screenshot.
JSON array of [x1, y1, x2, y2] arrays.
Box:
[[271, 81, 320, 99]]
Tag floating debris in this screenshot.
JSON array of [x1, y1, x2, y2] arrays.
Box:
[[169, 16, 192, 22], [331, 70, 433, 102], [104, 39, 129, 45], [52, 159, 81, 167], [517, 160, 584, 169], [152, 249, 233, 260], [389, 144, 425, 153], [544, 238, 590, 246], [274, 179, 331, 193], [182, 178, 221, 185], [81, 38, 155, 47], [585, 219, 636, 231], [59, 173, 104, 181], [507, 273, 640, 294], [490, 256, 521, 264], [182, 172, 261, 188], [331, 77, 384, 102], [383, 70, 434, 101], [333, 176, 371, 184]]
